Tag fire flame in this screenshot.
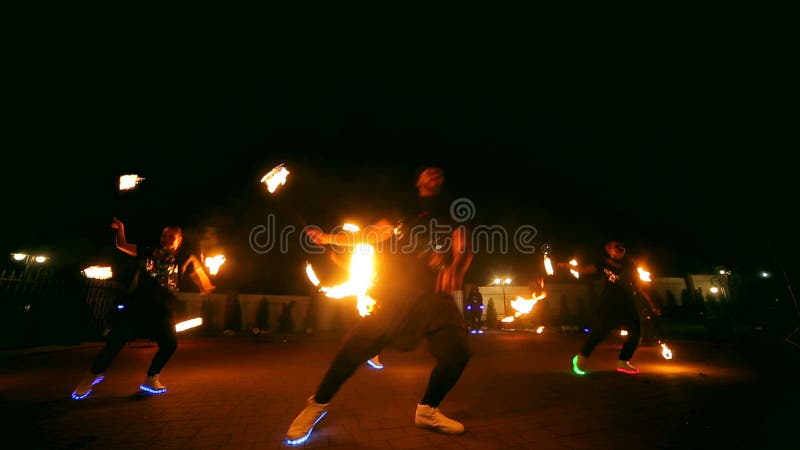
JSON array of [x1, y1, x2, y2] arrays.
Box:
[[569, 259, 580, 279], [204, 255, 226, 275], [307, 244, 378, 317], [637, 267, 652, 282], [305, 262, 321, 286], [660, 342, 673, 360], [544, 256, 554, 276], [82, 266, 113, 280], [119, 174, 144, 191], [175, 317, 203, 332], [502, 291, 547, 323], [260, 164, 290, 194]]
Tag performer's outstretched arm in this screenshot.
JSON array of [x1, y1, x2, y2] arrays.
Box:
[[111, 217, 137, 256]]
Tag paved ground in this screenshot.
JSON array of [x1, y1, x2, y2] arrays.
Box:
[[1, 329, 798, 449]]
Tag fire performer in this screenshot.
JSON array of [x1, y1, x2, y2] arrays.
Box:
[[71, 217, 215, 399], [286, 167, 474, 445], [565, 239, 661, 375]]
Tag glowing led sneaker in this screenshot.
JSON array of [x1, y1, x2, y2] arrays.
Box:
[[572, 354, 588, 375], [286, 395, 329, 445], [616, 360, 640, 374], [71, 372, 105, 400], [366, 355, 384, 369], [139, 374, 168, 394], [414, 404, 465, 434]]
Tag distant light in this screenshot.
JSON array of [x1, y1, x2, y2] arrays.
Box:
[[710, 286, 720, 294], [583, 328, 591, 333], [117, 304, 125, 310], [760, 271, 771, 278], [33, 256, 48, 263], [504, 278, 512, 284], [719, 270, 726, 275], [619, 329, 629, 336], [12, 253, 27, 261], [493, 278, 501, 285], [536, 326, 544, 334]]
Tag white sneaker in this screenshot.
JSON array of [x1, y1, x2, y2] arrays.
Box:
[[366, 355, 384, 369], [139, 374, 168, 394], [616, 360, 640, 374], [414, 404, 465, 434], [286, 395, 329, 445], [71, 372, 105, 400]]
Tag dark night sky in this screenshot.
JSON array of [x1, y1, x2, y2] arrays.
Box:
[[2, 4, 796, 293]]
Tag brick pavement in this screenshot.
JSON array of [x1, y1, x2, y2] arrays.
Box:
[[1, 329, 798, 449]]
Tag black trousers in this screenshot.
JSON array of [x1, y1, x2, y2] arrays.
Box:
[[315, 292, 470, 407], [580, 299, 641, 362], [90, 309, 178, 377]]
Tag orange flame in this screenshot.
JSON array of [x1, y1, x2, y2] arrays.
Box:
[[260, 164, 290, 194], [119, 174, 144, 191], [544, 256, 554, 276], [204, 255, 226, 275], [661, 342, 673, 360], [637, 267, 652, 282], [175, 317, 202, 332], [569, 259, 580, 279], [310, 244, 377, 317], [82, 266, 113, 280]]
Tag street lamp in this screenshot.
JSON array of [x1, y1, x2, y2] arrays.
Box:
[[493, 277, 512, 316]]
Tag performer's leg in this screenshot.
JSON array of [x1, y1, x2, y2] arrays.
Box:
[[618, 315, 642, 362], [315, 317, 388, 403], [90, 319, 134, 374], [420, 325, 470, 407], [579, 313, 613, 358], [147, 318, 178, 376]]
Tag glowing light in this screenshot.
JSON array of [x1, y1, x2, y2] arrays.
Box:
[[619, 329, 629, 336], [510, 292, 546, 315], [33, 256, 48, 263], [286, 411, 327, 446], [760, 271, 771, 278], [119, 174, 145, 191], [544, 256, 554, 276], [117, 305, 125, 310], [660, 342, 673, 360], [175, 317, 203, 332], [616, 367, 639, 375], [342, 223, 360, 232], [572, 355, 587, 376], [637, 267, 651, 282], [569, 259, 580, 278], [366, 358, 384, 369], [710, 286, 720, 294], [319, 244, 377, 317], [82, 266, 113, 280], [536, 326, 544, 334], [204, 254, 226, 275], [493, 278, 501, 285], [505, 278, 512, 284], [501, 316, 516, 323], [260, 163, 290, 194], [305, 262, 321, 287], [12, 253, 27, 261], [138, 384, 167, 394]]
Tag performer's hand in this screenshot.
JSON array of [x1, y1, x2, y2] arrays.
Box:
[[111, 217, 124, 230]]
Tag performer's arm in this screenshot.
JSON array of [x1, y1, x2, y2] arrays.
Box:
[[182, 255, 216, 294], [111, 217, 137, 256], [557, 261, 598, 276], [437, 225, 474, 295], [305, 219, 395, 247]]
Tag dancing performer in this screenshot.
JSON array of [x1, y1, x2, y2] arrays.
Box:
[[567, 239, 660, 375], [286, 167, 474, 445], [71, 217, 215, 399]]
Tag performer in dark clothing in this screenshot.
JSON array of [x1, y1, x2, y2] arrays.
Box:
[[465, 285, 485, 333], [567, 240, 660, 375], [71, 218, 214, 399], [286, 167, 474, 445]]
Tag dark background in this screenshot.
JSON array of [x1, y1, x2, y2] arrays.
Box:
[[2, 4, 796, 294]]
